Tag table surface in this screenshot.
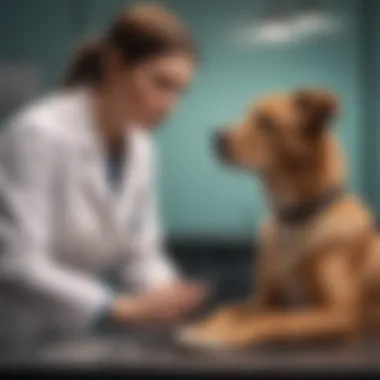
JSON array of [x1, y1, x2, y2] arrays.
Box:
[[1, 331, 380, 374]]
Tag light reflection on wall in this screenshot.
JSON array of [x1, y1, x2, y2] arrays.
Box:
[[237, 1, 345, 45]]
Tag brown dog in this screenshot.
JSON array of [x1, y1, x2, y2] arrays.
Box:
[[178, 88, 380, 349]]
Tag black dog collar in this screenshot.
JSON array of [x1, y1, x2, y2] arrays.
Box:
[[274, 187, 345, 225]]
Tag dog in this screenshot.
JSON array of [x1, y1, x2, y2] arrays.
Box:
[[177, 88, 380, 349]]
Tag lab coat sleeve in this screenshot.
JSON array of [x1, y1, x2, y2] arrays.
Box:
[[122, 140, 179, 291], [0, 121, 113, 329]]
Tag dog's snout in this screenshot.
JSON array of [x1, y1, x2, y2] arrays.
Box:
[[213, 131, 230, 160]]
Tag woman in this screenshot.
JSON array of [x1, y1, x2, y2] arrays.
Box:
[[0, 4, 205, 347]]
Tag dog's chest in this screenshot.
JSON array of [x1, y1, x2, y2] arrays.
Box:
[[277, 225, 310, 269], [275, 224, 314, 304]]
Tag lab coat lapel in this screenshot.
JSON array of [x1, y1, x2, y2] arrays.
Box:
[[75, 89, 119, 227], [114, 131, 140, 225], [75, 88, 139, 235]]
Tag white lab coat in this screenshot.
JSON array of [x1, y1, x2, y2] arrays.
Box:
[[0, 88, 178, 346]]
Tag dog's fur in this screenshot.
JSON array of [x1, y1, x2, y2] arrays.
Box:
[[178, 88, 380, 349]]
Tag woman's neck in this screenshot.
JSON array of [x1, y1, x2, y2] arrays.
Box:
[[90, 86, 130, 152]]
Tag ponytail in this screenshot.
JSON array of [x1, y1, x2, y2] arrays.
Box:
[[61, 37, 105, 88]]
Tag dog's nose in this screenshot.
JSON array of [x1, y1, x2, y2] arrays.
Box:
[[213, 131, 230, 160]]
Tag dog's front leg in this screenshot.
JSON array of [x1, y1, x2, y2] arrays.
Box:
[[179, 248, 359, 349], [177, 229, 280, 347], [207, 307, 355, 348]]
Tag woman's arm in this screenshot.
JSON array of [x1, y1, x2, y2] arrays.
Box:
[[0, 119, 114, 330]]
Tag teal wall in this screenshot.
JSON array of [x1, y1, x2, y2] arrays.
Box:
[[0, 0, 374, 237], [372, 0, 380, 211], [0, 0, 76, 89]]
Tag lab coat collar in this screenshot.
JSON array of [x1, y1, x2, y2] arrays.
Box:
[[70, 87, 139, 230]]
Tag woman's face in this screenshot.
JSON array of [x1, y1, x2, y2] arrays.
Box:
[[107, 53, 195, 129]]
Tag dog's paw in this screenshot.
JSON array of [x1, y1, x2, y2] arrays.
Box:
[[175, 325, 231, 350]]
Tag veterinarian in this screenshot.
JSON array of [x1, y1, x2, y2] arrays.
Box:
[[0, 4, 206, 348]]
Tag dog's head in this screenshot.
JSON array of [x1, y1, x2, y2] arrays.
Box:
[[213, 89, 339, 174]]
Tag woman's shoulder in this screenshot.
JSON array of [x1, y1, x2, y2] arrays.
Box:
[[3, 89, 82, 143]]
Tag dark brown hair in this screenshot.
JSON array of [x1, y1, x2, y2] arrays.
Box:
[[62, 4, 197, 88]]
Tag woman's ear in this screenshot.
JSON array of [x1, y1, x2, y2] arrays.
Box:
[[293, 88, 339, 137]]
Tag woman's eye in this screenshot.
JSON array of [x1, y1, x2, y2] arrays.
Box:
[[257, 114, 277, 134]]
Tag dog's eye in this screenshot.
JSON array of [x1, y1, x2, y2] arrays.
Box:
[[257, 114, 277, 134]]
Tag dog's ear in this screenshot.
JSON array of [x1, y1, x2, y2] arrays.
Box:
[[293, 89, 339, 138]]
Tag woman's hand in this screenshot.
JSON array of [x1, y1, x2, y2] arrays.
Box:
[[110, 281, 208, 326]]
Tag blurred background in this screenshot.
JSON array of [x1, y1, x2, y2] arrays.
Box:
[[0, 0, 379, 305]]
